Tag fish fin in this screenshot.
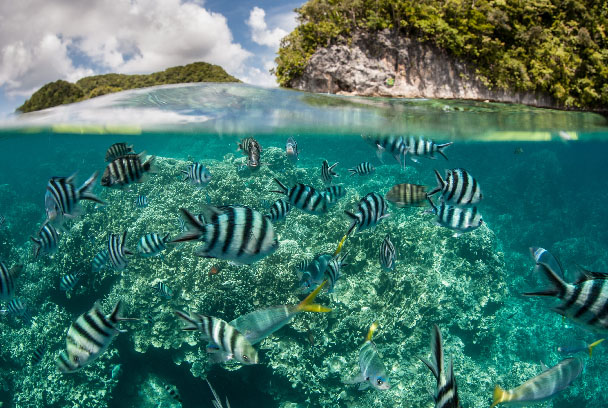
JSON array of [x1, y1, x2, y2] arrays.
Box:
[[375, 144, 385, 163], [588, 338, 605, 357], [109, 300, 124, 324], [425, 195, 438, 214], [344, 211, 359, 236], [427, 169, 444, 197], [409, 156, 419, 163], [329, 162, 339, 174], [297, 280, 331, 313], [78, 171, 106, 205], [491, 385, 509, 408], [436, 142, 453, 160], [170, 208, 205, 243], [522, 262, 568, 298], [348, 169, 357, 176], [270, 178, 288, 195], [428, 324, 444, 380], [174, 310, 200, 330], [30, 236, 41, 260], [574, 264, 608, 285], [379, 213, 391, 221], [142, 155, 158, 174], [358, 382, 371, 390], [540, 360, 549, 371], [365, 321, 379, 342], [333, 234, 348, 256], [343, 374, 365, 385]]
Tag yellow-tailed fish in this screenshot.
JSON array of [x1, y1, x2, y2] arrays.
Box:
[[333, 233, 348, 256]]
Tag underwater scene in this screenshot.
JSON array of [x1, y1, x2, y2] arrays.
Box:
[[1, 84, 608, 408]]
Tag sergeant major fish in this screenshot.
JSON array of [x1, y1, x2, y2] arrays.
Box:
[[323, 185, 346, 205], [321, 160, 339, 184], [345, 193, 390, 236], [155, 282, 173, 299], [265, 198, 292, 222], [405, 136, 453, 162], [362, 134, 407, 169], [182, 163, 212, 187], [134, 195, 148, 208], [32, 344, 46, 365], [272, 179, 329, 215], [426, 196, 482, 235], [348, 162, 375, 176], [2, 298, 33, 322], [428, 168, 482, 206], [60, 273, 82, 293], [0, 260, 22, 301], [420, 325, 461, 408], [101, 152, 156, 187], [385, 183, 427, 207], [325, 252, 348, 293], [345, 322, 390, 390], [108, 231, 134, 271], [31, 224, 59, 259], [379, 233, 396, 271], [137, 233, 170, 258], [105, 142, 134, 162], [91, 249, 109, 272]]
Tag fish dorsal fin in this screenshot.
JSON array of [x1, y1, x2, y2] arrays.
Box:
[[9, 264, 24, 279], [297, 280, 331, 313], [540, 360, 549, 372], [199, 205, 224, 222], [574, 264, 608, 285]]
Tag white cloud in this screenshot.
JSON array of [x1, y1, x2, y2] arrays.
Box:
[[246, 6, 289, 49]]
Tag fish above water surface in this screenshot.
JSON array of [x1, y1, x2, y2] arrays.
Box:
[[345, 192, 390, 236], [384, 183, 427, 207], [420, 325, 461, 408], [345, 322, 390, 390], [491, 357, 583, 407]]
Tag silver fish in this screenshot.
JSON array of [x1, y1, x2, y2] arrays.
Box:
[[155, 282, 173, 299], [345, 322, 390, 390], [134, 195, 148, 208], [298, 253, 333, 293], [265, 198, 292, 222], [379, 234, 396, 271], [426, 196, 482, 235], [557, 338, 604, 356], [362, 134, 407, 169], [286, 137, 299, 162], [325, 252, 348, 293], [529, 247, 564, 279], [405, 136, 452, 161], [137, 233, 170, 258], [91, 249, 109, 272], [421, 325, 461, 408], [31, 223, 59, 259], [182, 163, 212, 187], [32, 344, 46, 365], [323, 185, 346, 205], [60, 273, 81, 292]]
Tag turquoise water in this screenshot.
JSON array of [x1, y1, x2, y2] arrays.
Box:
[[1, 83, 608, 407]]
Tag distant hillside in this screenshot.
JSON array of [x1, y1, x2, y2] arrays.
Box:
[[17, 62, 240, 113]]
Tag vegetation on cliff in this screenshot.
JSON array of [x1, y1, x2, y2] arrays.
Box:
[[275, 0, 608, 109], [17, 62, 239, 113]]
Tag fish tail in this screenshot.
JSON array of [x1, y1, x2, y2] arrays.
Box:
[[365, 321, 379, 342], [333, 234, 348, 256], [588, 338, 605, 357], [522, 262, 567, 298], [436, 142, 453, 160], [297, 280, 331, 313], [491, 385, 509, 408], [180, 170, 189, 181], [344, 211, 358, 236], [169, 208, 205, 243], [174, 310, 199, 330], [425, 195, 438, 214], [420, 324, 443, 381], [270, 178, 288, 195], [30, 236, 41, 260], [348, 168, 357, 176], [427, 169, 444, 196], [109, 300, 124, 324], [78, 171, 106, 205], [143, 155, 158, 174]]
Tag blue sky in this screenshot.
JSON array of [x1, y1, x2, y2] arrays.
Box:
[[0, 0, 304, 117]]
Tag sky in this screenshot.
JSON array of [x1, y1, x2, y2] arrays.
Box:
[[0, 0, 304, 117]]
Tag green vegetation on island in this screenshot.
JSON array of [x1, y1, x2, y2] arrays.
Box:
[[275, 0, 608, 110], [17, 62, 239, 113]]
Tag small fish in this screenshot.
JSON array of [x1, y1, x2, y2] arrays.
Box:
[[286, 137, 299, 162], [134, 195, 148, 208], [428, 169, 482, 206], [323, 185, 346, 205], [295, 259, 310, 273], [57, 300, 129, 373], [325, 252, 348, 293], [108, 231, 134, 271], [164, 384, 182, 403], [2, 298, 33, 322], [101, 152, 156, 187], [111, 364, 122, 379], [238, 137, 262, 169], [348, 162, 375, 176], [345, 322, 390, 390], [514, 147, 524, 154], [558, 130, 573, 141], [345, 193, 390, 236], [321, 160, 339, 184], [299, 253, 333, 293], [272, 179, 329, 215], [207, 379, 231, 408], [0, 214, 5, 228], [379, 233, 396, 271], [362, 135, 407, 169], [529, 247, 564, 279], [405, 136, 452, 161], [558, 338, 604, 356], [91, 249, 109, 272], [420, 325, 461, 407], [31, 224, 60, 260], [137, 233, 170, 258], [426, 196, 482, 235], [32, 344, 46, 365], [265, 198, 292, 222], [174, 310, 258, 365], [155, 282, 173, 299], [60, 273, 81, 292], [182, 163, 212, 187], [105, 142, 134, 162], [45, 172, 105, 228], [209, 265, 221, 276], [0, 261, 23, 301], [491, 357, 583, 407], [385, 183, 427, 207]]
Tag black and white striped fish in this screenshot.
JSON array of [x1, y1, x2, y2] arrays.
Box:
[[420, 325, 461, 408], [348, 162, 375, 176], [108, 232, 134, 271], [272, 179, 329, 215], [134, 195, 148, 208], [175, 310, 258, 365], [0, 261, 22, 301], [45, 172, 105, 228], [237, 137, 261, 155], [32, 344, 46, 365], [101, 152, 156, 187], [60, 273, 81, 292], [137, 233, 170, 258], [155, 282, 173, 299], [362, 134, 408, 169], [57, 301, 128, 373], [2, 298, 33, 322], [325, 252, 348, 293], [405, 136, 453, 161], [295, 259, 311, 273], [323, 185, 346, 205], [385, 183, 427, 207], [321, 160, 339, 184], [91, 249, 109, 272], [182, 163, 212, 187], [0, 214, 5, 228], [105, 142, 134, 162], [265, 198, 292, 222], [170, 206, 278, 265], [379, 234, 396, 271], [428, 169, 482, 206], [426, 196, 482, 235], [345, 193, 390, 236], [31, 224, 59, 260]]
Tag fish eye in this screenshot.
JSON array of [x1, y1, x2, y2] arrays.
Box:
[[242, 355, 249, 361], [376, 378, 383, 386]]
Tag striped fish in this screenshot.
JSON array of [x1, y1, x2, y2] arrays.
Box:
[[5, 298, 32, 321], [237, 137, 261, 155], [105, 142, 134, 162], [134, 195, 148, 208], [0, 261, 22, 301], [101, 152, 156, 187], [491, 357, 583, 407], [323, 185, 346, 205], [60, 273, 81, 292], [325, 252, 348, 293], [298, 254, 333, 293], [523, 261, 608, 332], [321, 160, 339, 184], [405, 136, 453, 161], [174, 310, 258, 365], [45, 172, 105, 228], [428, 169, 482, 206], [0, 214, 5, 228], [182, 163, 212, 186], [91, 249, 109, 272], [426, 196, 482, 234], [57, 301, 127, 373], [108, 231, 134, 271], [265, 198, 292, 222], [272, 179, 329, 215], [170, 206, 278, 265], [385, 183, 427, 207], [31, 224, 60, 260], [345, 193, 390, 236], [362, 135, 407, 169], [348, 162, 375, 176], [295, 259, 311, 273], [155, 282, 173, 299], [345, 322, 390, 390], [420, 325, 461, 408], [137, 233, 170, 258], [379, 234, 396, 271], [32, 344, 46, 365]]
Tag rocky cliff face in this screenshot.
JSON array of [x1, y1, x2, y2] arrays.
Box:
[[289, 30, 558, 108]]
